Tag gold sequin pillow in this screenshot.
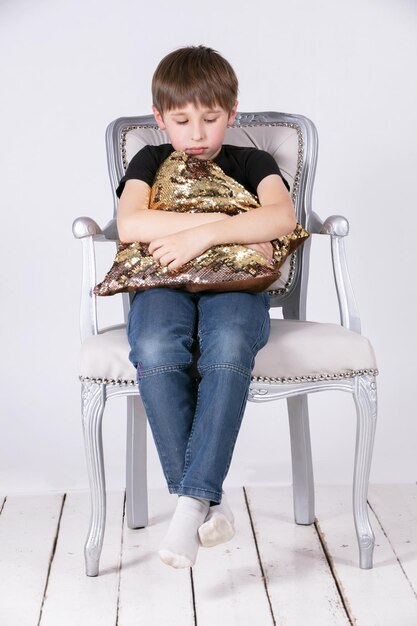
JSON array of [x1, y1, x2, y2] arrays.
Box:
[[94, 151, 309, 295]]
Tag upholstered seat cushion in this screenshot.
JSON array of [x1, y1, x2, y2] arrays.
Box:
[[79, 320, 377, 384]]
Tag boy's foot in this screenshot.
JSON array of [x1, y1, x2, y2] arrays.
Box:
[[198, 492, 235, 548], [159, 496, 210, 568]]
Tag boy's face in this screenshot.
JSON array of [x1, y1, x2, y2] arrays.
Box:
[[153, 101, 238, 161]]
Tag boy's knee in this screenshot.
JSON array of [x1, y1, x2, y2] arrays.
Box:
[[199, 329, 254, 371], [129, 330, 193, 371]]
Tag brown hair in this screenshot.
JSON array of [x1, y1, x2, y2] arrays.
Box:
[[152, 46, 238, 114]]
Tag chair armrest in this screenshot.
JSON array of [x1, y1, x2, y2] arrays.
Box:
[[307, 212, 349, 237], [72, 216, 119, 342], [320, 214, 349, 237], [310, 213, 361, 334], [72, 216, 119, 241]]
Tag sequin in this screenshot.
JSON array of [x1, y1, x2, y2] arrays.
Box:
[[94, 151, 309, 296]]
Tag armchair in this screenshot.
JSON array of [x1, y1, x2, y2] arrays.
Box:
[[73, 112, 378, 576]]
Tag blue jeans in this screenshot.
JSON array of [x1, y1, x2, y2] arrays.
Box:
[[127, 288, 270, 503]]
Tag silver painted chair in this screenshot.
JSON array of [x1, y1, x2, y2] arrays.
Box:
[[73, 112, 378, 577]]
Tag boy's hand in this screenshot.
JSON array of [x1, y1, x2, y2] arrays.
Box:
[[149, 230, 274, 271], [245, 241, 274, 262], [148, 228, 213, 270]]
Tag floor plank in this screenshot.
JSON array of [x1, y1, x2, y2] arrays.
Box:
[[246, 485, 350, 625], [118, 489, 195, 625], [39, 491, 124, 626], [369, 484, 417, 596], [315, 485, 417, 625], [192, 487, 274, 626], [1, 485, 416, 626], [0, 494, 64, 626]]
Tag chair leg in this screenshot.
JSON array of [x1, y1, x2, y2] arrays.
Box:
[[81, 381, 106, 577], [287, 394, 315, 525], [352, 374, 377, 569], [126, 395, 149, 529]]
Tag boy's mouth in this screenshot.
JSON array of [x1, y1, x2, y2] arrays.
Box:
[[186, 147, 207, 155]]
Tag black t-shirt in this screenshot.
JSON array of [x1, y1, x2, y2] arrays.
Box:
[[116, 144, 289, 199]]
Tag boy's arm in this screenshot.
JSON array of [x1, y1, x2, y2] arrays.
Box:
[[149, 174, 296, 270], [117, 179, 229, 243], [215, 174, 297, 242]]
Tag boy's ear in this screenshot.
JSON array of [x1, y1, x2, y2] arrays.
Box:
[[152, 106, 166, 130], [228, 101, 238, 126]]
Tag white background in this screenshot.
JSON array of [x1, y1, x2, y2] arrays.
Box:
[[1, 0, 416, 495]]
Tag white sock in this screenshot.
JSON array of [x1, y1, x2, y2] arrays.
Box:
[[159, 496, 210, 568], [198, 492, 235, 548]]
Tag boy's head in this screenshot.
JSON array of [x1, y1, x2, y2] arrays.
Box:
[[152, 45, 238, 116], [152, 46, 239, 160]]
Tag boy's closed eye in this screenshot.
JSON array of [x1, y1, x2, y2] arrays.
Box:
[[175, 118, 219, 125]]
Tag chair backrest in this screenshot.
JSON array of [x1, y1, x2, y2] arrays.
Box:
[[105, 111, 318, 314]]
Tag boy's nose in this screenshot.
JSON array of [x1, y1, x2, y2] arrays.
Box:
[[191, 122, 205, 141]]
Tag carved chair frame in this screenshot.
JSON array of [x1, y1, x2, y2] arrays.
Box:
[[73, 111, 377, 576]]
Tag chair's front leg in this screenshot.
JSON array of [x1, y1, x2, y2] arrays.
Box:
[[81, 381, 106, 576], [352, 374, 377, 569], [287, 394, 315, 525], [126, 395, 149, 529]]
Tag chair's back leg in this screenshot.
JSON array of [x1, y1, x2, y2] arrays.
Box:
[[352, 374, 377, 569], [81, 381, 107, 576], [287, 394, 315, 525], [126, 395, 149, 529]]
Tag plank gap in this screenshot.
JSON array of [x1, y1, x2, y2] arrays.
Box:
[[368, 498, 417, 600], [190, 567, 198, 626], [314, 516, 354, 625], [37, 493, 67, 626], [115, 491, 127, 626], [243, 486, 277, 626], [0, 496, 6, 516]]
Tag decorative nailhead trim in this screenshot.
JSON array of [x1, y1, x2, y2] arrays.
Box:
[[250, 368, 379, 384], [268, 250, 297, 296], [79, 375, 136, 386], [121, 124, 157, 171], [79, 368, 379, 387]]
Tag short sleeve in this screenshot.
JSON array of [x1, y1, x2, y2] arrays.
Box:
[[244, 149, 290, 193], [116, 144, 174, 198]]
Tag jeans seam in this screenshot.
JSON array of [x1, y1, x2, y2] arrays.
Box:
[[137, 373, 176, 487], [219, 381, 251, 485], [198, 362, 252, 378], [137, 362, 193, 378], [181, 387, 201, 479], [181, 366, 250, 493]]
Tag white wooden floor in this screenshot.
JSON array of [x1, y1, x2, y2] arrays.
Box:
[[1, 485, 417, 626]]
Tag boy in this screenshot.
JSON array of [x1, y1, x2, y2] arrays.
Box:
[[117, 46, 296, 568]]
